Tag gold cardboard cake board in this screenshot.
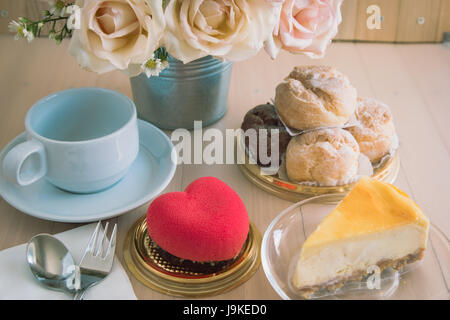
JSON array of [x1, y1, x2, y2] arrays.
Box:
[[123, 216, 262, 298], [237, 135, 400, 203]]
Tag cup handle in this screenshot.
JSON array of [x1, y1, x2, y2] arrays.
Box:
[[2, 140, 47, 186]]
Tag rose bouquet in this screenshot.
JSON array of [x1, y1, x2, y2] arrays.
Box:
[[10, 0, 343, 78]]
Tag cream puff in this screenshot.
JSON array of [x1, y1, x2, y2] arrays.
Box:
[[285, 128, 360, 186], [346, 97, 397, 163], [275, 66, 357, 130]]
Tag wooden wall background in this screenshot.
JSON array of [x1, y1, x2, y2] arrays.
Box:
[[0, 0, 449, 42], [336, 0, 450, 42]]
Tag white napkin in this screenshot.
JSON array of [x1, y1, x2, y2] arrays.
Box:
[[0, 223, 136, 300]]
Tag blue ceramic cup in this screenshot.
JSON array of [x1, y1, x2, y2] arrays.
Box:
[[2, 88, 139, 193]]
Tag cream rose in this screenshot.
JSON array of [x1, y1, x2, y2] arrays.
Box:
[[265, 0, 343, 59], [69, 0, 165, 75], [163, 0, 280, 63]]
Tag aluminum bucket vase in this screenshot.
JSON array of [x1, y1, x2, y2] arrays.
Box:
[[130, 55, 233, 130]]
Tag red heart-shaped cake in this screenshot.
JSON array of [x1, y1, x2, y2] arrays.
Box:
[[146, 177, 249, 262]]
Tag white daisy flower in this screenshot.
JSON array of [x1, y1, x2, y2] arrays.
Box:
[[23, 28, 35, 42], [8, 20, 24, 40], [141, 57, 169, 78], [48, 0, 67, 17], [8, 19, 33, 42]]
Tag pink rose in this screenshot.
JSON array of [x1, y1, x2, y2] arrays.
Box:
[[265, 0, 343, 59]]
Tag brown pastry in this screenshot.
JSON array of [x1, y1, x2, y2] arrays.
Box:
[[241, 103, 292, 167], [285, 128, 360, 186], [275, 66, 357, 130], [346, 97, 397, 163]]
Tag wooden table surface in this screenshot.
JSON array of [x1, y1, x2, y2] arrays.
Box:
[[0, 35, 449, 300]]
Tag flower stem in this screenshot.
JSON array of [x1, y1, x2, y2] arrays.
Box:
[[10, 3, 73, 43]]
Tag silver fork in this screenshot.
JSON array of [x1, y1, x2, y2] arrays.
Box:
[[73, 221, 117, 300]]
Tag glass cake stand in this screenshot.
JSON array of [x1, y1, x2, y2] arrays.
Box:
[[261, 194, 450, 300]]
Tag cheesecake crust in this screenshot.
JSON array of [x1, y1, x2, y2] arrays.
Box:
[[296, 248, 425, 298]]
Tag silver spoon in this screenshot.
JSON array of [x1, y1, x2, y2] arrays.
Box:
[[26, 234, 79, 298]]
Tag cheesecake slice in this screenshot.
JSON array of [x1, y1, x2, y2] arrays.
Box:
[[292, 176, 429, 298]]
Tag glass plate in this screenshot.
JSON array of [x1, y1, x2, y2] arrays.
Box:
[[261, 194, 450, 300]]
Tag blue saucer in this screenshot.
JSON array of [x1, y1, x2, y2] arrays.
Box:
[[0, 120, 176, 222]]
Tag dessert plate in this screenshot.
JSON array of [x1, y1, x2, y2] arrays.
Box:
[[123, 216, 261, 297], [237, 132, 400, 202], [262, 194, 450, 300], [0, 120, 176, 223]]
